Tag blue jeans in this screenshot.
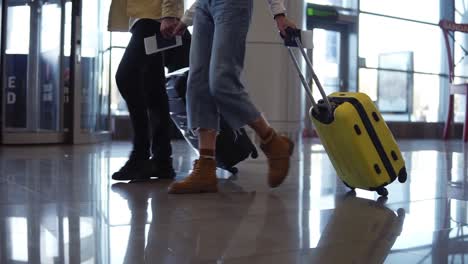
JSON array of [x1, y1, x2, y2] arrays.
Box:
[[187, 0, 261, 131]]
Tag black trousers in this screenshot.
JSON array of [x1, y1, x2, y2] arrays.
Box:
[[116, 19, 191, 160]]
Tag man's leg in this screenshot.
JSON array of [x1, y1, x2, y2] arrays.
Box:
[[113, 20, 154, 181], [143, 20, 176, 179]]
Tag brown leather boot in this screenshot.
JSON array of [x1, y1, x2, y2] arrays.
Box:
[[168, 158, 218, 194], [260, 131, 295, 188]]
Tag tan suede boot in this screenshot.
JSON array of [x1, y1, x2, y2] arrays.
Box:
[[168, 158, 218, 194], [260, 132, 295, 188]]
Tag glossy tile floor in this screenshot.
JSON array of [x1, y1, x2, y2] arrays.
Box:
[[1, 139, 468, 263]]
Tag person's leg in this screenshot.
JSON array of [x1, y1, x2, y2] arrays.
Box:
[[113, 20, 153, 181], [141, 20, 175, 179], [251, 116, 295, 187], [168, 0, 219, 194], [208, 0, 294, 188]]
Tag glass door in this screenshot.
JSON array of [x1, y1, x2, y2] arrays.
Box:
[[1, 0, 111, 144], [312, 28, 344, 96], [69, 0, 111, 143], [303, 3, 358, 136], [303, 28, 348, 136], [39, 0, 62, 131], [2, 0, 64, 144]]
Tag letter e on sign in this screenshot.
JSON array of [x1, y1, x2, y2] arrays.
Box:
[[8, 76, 16, 89]]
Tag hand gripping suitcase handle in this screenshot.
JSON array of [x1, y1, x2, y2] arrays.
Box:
[[283, 28, 332, 114]]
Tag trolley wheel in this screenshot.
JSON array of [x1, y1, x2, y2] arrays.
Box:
[[377, 188, 388, 197], [228, 167, 239, 175], [398, 169, 408, 183], [251, 150, 259, 159]]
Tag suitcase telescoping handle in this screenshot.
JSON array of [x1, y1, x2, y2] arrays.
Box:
[[283, 28, 332, 114]]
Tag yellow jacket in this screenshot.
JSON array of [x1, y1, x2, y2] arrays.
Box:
[[108, 0, 184, 32]]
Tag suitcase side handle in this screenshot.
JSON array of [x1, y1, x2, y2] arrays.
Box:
[[283, 28, 332, 114]]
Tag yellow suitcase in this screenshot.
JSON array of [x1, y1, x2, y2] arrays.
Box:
[[285, 29, 407, 196]]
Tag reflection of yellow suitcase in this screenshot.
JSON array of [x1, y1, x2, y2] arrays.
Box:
[[285, 29, 407, 196], [311, 195, 406, 263]]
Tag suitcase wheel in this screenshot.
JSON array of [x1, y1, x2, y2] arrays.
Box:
[[251, 149, 259, 159], [398, 174, 407, 183], [398, 167, 408, 183], [377, 187, 388, 197], [227, 167, 239, 175]]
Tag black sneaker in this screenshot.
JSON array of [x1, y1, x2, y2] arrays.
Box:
[[112, 156, 153, 181], [150, 158, 176, 179]]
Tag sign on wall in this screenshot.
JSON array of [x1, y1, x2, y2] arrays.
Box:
[[5, 54, 28, 128]]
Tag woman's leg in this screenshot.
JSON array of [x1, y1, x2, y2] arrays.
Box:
[[249, 116, 294, 188], [207, 0, 260, 130], [168, 1, 219, 194], [170, 0, 294, 193], [208, 0, 294, 188]]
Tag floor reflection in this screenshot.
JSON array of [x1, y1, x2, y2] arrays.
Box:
[[308, 195, 405, 263], [1, 140, 468, 263], [111, 180, 257, 263]]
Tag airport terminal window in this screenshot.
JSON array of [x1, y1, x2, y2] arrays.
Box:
[[64, 1, 71, 57], [325, 32, 338, 62], [358, 9, 443, 122], [359, 15, 442, 76], [78, 0, 110, 131], [360, 0, 440, 23], [5, 5, 30, 55], [455, 0, 468, 70], [109, 47, 128, 115], [453, 0, 468, 122], [456, 0, 468, 24]]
